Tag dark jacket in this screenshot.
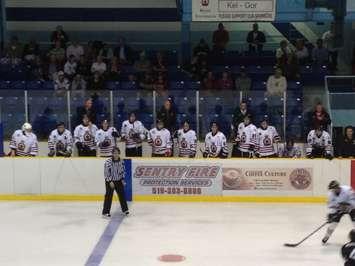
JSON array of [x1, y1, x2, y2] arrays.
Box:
[[338, 137, 355, 157], [157, 107, 177, 133], [232, 108, 253, 126], [247, 30, 266, 51]]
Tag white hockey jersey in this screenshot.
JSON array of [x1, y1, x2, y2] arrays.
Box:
[[95, 127, 119, 157], [9, 130, 38, 156], [176, 129, 197, 157], [74, 124, 98, 150], [148, 128, 172, 155], [307, 130, 332, 155], [48, 129, 73, 154], [236, 122, 257, 152], [256, 126, 280, 157], [120, 120, 146, 149], [328, 185, 355, 214], [204, 131, 228, 158]]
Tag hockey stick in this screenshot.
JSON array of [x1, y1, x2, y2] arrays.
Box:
[[284, 221, 328, 247]]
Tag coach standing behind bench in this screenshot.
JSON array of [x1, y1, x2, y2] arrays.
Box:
[[102, 147, 129, 218]]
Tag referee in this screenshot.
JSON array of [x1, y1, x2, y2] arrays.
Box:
[[102, 147, 129, 218]]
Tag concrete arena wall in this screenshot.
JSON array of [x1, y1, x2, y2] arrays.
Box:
[[0, 157, 352, 202]]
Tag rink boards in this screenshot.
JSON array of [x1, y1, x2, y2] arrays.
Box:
[[0, 158, 354, 202]]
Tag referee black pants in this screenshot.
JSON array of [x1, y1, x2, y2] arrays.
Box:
[[102, 180, 128, 215]]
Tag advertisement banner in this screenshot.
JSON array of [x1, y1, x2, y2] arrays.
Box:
[[192, 0, 276, 22], [223, 167, 313, 191], [132, 160, 222, 196]]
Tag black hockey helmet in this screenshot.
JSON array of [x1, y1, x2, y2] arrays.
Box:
[[349, 229, 355, 242], [328, 180, 340, 190]]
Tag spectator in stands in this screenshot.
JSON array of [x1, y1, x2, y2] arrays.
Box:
[[152, 52, 167, 74], [64, 55, 77, 80], [295, 39, 309, 65], [322, 23, 338, 71], [285, 52, 300, 80], [352, 46, 355, 75], [47, 54, 59, 80], [202, 71, 216, 90], [76, 98, 97, 125], [193, 38, 210, 59], [276, 40, 292, 73], [233, 101, 253, 126], [98, 43, 114, 62], [153, 73, 168, 95], [54, 71, 70, 95], [216, 71, 234, 90], [66, 41, 84, 61], [22, 39, 39, 63], [212, 23, 229, 52], [312, 38, 329, 66], [76, 55, 90, 78], [107, 56, 122, 81], [235, 67, 252, 94], [196, 59, 210, 81], [71, 74, 87, 97], [139, 72, 154, 90], [6, 36, 23, 60], [48, 40, 65, 64], [338, 126, 355, 158], [157, 99, 177, 133], [31, 57, 45, 80], [88, 71, 105, 90], [246, 23, 266, 54], [50, 25, 68, 47], [266, 68, 287, 97], [308, 102, 331, 130], [32, 108, 57, 139], [113, 37, 133, 64], [91, 55, 107, 76], [134, 51, 151, 74]]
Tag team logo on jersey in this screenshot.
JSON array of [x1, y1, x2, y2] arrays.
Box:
[[154, 136, 162, 146], [211, 143, 217, 153], [102, 138, 111, 148], [56, 141, 65, 151], [241, 132, 246, 143], [201, 0, 209, 6], [181, 138, 188, 148], [83, 131, 92, 141], [289, 168, 312, 190], [263, 136, 271, 146], [17, 140, 25, 151]]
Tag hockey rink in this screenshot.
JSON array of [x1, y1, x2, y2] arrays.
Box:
[[0, 201, 351, 266]]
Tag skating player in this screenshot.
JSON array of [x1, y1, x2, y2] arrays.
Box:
[[322, 180, 355, 244]]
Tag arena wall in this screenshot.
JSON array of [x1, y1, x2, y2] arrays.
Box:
[[0, 157, 353, 203]]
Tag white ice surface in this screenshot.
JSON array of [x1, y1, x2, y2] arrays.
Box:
[[0, 202, 352, 266]]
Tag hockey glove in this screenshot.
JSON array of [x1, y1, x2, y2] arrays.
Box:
[[165, 149, 172, 157], [337, 203, 352, 214], [327, 213, 339, 223], [76, 142, 83, 151], [325, 153, 333, 161]]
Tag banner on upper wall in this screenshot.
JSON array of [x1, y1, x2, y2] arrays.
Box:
[[192, 0, 276, 21], [222, 163, 313, 194], [132, 160, 223, 196]]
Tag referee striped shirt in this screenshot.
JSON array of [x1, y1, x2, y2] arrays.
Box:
[[104, 158, 125, 181]]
